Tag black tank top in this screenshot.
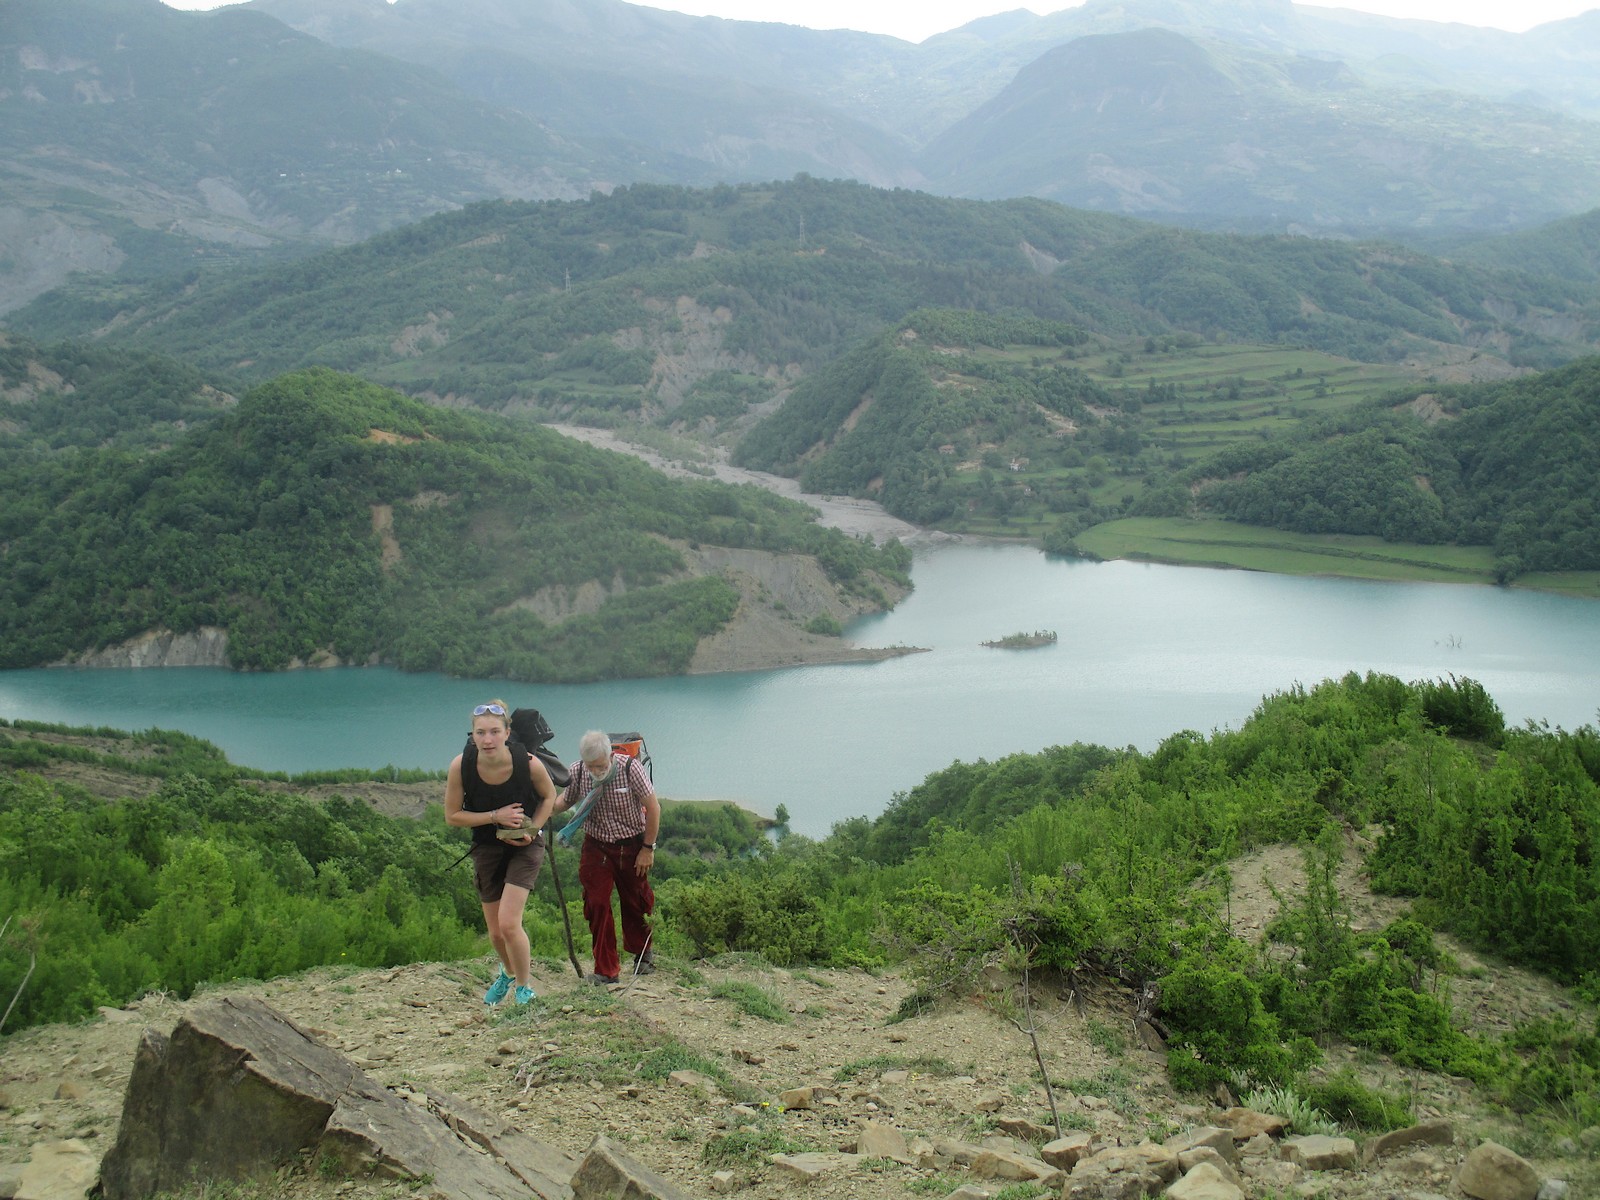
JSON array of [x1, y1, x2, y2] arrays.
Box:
[[463, 746, 534, 846]]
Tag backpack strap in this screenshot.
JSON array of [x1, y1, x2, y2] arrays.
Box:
[[509, 739, 532, 791]]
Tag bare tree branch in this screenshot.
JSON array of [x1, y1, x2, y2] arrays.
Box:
[[0, 916, 38, 1036]]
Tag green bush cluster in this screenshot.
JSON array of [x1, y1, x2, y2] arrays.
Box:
[[5, 670, 1595, 1133], [0, 727, 768, 1033], [641, 671, 1599, 1121], [1301, 1069, 1414, 1133], [657, 865, 827, 965], [0, 771, 484, 1029]]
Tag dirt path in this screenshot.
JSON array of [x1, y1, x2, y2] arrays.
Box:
[[2, 888, 1586, 1200], [545, 425, 949, 548]]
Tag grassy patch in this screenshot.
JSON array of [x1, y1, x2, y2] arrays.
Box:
[[709, 980, 791, 1023], [833, 1053, 959, 1082], [1074, 516, 1499, 584], [1063, 1066, 1140, 1117], [635, 1042, 732, 1086], [1240, 1084, 1341, 1136], [1085, 1017, 1127, 1057], [701, 1123, 816, 1167], [1516, 569, 1600, 600], [990, 1185, 1052, 1200], [889, 985, 940, 1024], [907, 1174, 967, 1195]]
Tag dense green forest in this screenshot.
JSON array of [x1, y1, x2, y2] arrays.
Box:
[[1189, 357, 1600, 579], [4, 673, 1596, 1133], [0, 336, 238, 455], [0, 363, 909, 676], [734, 309, 1110, 524]]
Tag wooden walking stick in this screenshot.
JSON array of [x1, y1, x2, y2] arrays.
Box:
[[544, 828, 584, 979]]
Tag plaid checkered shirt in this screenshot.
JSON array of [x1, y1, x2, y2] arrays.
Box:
[[560, 752, 653, 843]]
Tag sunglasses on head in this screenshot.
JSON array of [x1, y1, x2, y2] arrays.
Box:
[[472, 703, 507, 716]]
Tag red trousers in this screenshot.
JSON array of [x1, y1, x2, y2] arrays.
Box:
[[577, 836, 655, 978]]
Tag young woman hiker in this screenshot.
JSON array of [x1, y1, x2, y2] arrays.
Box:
[[444, 699, 558, 1006]]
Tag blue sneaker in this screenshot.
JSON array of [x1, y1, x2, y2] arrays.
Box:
[[484, 968, 513, 1005], [514, 985, 537, 1005]]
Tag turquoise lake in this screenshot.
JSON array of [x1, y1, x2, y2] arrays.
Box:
[[2, 542, 1597, 837]]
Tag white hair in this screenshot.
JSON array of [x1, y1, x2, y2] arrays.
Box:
[[578, 729, 612, 762]]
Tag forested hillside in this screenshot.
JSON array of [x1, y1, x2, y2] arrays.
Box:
[[725, 298, 1600, 577], [1189, 357, 1600, 579], [7, 180, 1144, 389], [11, 182, 1600, 582], [13, 178, 1597, 406], [9, 0, 1600, 315], [1449, 209, 1600, 284], [0, 336, 237, 454], [0, 364, 909, 676], [733, 309, 1109, 524]]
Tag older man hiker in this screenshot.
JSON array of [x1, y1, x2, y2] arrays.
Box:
[[553, 729, 660, 985]]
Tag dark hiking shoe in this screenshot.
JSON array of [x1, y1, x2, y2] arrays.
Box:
[[632, 950, 656, 976], [585, 972, 620, 986]]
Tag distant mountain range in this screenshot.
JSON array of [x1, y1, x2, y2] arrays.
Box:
[[919, 27, 1600, 230], [5, 0, 1600, 312]]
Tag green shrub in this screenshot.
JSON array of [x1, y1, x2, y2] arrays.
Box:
[[658, 865, 828, 965], [1417, 675, 1505, 744], [1160, 958, 1318, 1090], [702, 1124, 812, 1166], [708, 980, 790, 1023], [1239, 1084, 1341, 1136], [1496, 1016, 1600, 1123], [1302, 1068, 1414, 1132]]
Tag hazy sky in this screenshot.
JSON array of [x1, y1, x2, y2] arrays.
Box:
[[158, 0, 1599, 45]]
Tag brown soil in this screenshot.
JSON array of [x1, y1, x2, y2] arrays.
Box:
[[3, 747, 1595, 1200], [2, 941, 1591, 1200]]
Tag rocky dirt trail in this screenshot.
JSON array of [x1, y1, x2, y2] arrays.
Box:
[[3, 838, 1594, 1200]]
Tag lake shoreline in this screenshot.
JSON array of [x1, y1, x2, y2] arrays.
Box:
[[549, 425, 1600, 603], [7, 545, 1598, 836]]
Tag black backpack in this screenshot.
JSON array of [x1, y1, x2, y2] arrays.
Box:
[[462, 706, 570, 789]]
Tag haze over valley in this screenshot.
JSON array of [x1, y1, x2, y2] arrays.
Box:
[[6, 4, 1600, 1199]]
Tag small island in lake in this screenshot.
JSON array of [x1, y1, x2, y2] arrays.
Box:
[[982, 629, 1058, 649]]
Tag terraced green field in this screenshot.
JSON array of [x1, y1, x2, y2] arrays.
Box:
[[1071, 517, 1600, 598]]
